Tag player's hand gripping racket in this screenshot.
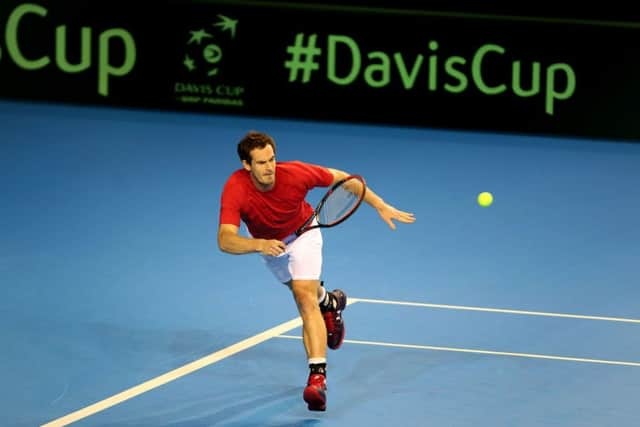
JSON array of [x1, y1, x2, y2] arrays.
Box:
[[283, 175, 367, 244]]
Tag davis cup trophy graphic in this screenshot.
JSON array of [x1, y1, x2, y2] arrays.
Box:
[[175, 14, 244, 107]]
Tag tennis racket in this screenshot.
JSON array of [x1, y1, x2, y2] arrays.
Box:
[[283, 174, 366, 244]]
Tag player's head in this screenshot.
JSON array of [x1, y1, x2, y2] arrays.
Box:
[[238, 131, 277, 190], [237, 131, 276, 163]]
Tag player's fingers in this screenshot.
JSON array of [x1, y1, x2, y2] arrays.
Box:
[[398, 214, 416, 223], [272, 240, 286, 255], [385, 217, 396, 230], [396, 209, 415, 220], [274, 243, 285, 255]]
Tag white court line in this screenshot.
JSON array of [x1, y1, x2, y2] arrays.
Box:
[[40, 297, 636, 425], [41, 317, 304, 427], [277, 335, 640, 367], [42, 299, 360, 426], [349, 297, 640, 323]]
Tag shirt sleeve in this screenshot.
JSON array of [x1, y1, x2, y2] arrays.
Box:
[[219, 177, 243, 226], [297, 161, 334, 189]]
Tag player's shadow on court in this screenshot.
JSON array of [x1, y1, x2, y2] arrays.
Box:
[[222, 420, 322, 427], [151, 387, 319, 427]]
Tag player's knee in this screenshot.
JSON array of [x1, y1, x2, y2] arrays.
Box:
[[291, 281, 320, 314]]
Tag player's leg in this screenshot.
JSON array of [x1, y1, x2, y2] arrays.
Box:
[[286, 229, 328, 410], [261, 228, 330, 410], [288, 279, 328, 410], [289, 279, 327, 359], [285, 230, 347, 349]]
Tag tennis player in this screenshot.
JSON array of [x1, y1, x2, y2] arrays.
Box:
[[217, 131, 415, 411]]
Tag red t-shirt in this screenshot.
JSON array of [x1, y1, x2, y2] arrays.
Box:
[[219, 161, 334, 240]]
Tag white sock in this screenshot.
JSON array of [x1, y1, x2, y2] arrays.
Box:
[[308, 357, 327, 365], [318, 286, 328, 307]]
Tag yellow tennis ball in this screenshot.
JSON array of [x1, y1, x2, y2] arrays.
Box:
[[477, 191, 493, 207]]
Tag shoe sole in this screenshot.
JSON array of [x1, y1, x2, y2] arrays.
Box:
[[303, 386, 327, 411]]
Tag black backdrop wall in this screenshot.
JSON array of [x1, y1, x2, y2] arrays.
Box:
[[1, 1, 638, 141]]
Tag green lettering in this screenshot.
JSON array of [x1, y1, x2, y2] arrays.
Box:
[[55, 26, 92, 72], [6, 3, 50, 69], [512, 61, 540, 97], [546, 63, 576, 115], [364, 52, 390, 88], [327, 35, 360, 85], [472, 44, 506, 95], [98, 28, 136, 96], [393, 53, 423, 89], [427, 41, 439, 91], [443, 56, 467, 93]]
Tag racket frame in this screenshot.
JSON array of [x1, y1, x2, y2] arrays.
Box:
[[295, 174, 367, 236]]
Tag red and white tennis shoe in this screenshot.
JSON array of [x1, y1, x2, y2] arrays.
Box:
[[303, 373, 327, 411], [322, 289, 347, 350]]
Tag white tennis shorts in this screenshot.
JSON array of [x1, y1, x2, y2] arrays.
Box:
[[261, 226, 323, 283]]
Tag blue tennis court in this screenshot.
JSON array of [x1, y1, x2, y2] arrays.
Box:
[[1, 100, 639, 426]]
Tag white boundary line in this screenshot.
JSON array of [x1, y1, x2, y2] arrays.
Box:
[[40, 297, 638, 426], [349, 297, 640, 323], [41, 317, 303, 427], [277, 335, 640, 367]]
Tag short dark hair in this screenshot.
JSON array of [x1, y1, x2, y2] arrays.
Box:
[[237, 131, 276, 163]]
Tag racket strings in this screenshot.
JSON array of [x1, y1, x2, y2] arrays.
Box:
[[318, 183, 361, 225]]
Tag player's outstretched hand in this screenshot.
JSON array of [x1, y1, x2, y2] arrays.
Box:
[[377, 203, 416, 230], [259, 239, 287, 256]]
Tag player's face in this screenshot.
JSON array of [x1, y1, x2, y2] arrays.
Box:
[[244, 144, 276, 191]]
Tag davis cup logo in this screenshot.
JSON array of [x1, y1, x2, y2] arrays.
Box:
[[182, 14, 236, 77], [175, 14, 245, 107]]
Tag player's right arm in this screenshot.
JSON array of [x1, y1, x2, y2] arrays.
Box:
[[218, 223, 286, 256], [326, 167, 416, 230]]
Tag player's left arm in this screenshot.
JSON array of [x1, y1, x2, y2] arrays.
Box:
[[327, 167, 416, 230]]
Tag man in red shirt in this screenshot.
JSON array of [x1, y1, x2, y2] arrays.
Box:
[[218, 131, 415, 411]]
